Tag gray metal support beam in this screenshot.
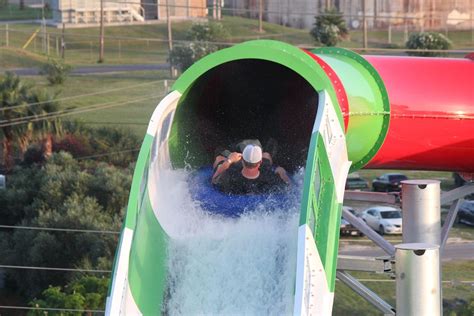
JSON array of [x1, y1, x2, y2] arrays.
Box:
[[337, 270, 396, 315], [337, 255, 392, 273], [344, 191, 397, 204], [396, 243, 441, 316], [441, 183, 474, 205], [440, 199, 463, 250], [342, 208, 396, 256], [401, 180, 441, 245]]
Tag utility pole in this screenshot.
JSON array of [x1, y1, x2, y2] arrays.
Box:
[[5, 24, 8, 47], [258, 0, 263, 33], [41, 0, 46, 54], [98, 0, 105, 63], [61, 23, 65, 59], [362, 0, 368, 49], [212, 0, 217, 19], [165, 0, 175, 77]]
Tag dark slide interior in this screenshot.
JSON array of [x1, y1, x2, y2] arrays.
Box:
[[174, 59, 319, 172]]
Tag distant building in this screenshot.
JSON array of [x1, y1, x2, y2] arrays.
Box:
[[227, 0, 473, 30], [51, 0, 208, 26]]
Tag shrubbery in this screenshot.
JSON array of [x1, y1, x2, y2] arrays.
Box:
[[406, 32, 452, 57], [310, 8, 348, 46], [0, 152, 131, 298], [169, 22, 229, 72], [39, 58, 73, 85]]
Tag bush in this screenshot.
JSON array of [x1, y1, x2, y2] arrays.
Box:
[[169, 22, 229, 72], [310, 8, 348, 46], [406, 32, 452, 57], [39, 58, 73, 85], [169, 42, 219, 72]]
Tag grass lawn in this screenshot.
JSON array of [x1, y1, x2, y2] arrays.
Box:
[[0, 4, 52, 21], [20, 70, 171, 136], [333, 260, 474, 315], [0, 46, 46, 68], [2, 15, 472, 66]]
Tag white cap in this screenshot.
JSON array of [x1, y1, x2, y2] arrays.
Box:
[[242, 145, 262, 163]]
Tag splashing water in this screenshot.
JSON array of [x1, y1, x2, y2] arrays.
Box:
[[156, 168, 304, 315]]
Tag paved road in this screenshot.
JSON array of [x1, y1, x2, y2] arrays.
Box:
[[2, 63, 170, 76], [340, 241, 474, 261]]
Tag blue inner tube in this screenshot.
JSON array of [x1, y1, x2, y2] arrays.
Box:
[[190, 166, 294, 217]]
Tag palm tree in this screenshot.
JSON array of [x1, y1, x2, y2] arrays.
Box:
[[28, 89, 63, 158], [0, 72, 30, 170], [0, 72, 62, 170]]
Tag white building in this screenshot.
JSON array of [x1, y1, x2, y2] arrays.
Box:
[[51, 0, 208, 26]]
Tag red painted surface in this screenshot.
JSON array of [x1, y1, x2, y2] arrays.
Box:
[[302, 49, 350, 131], [364, 56, 474, 172]]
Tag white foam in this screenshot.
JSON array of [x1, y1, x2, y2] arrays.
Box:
[[156, 168, 304, 315]]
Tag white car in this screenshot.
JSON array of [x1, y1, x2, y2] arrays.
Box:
[[361, 206, 402, 235]]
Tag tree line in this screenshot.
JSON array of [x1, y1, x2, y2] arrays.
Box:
[[0, 72, 139, 313]]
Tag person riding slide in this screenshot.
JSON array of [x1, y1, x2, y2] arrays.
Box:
[[212, 140, 290, 195]]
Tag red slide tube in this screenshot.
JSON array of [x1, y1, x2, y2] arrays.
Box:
[[364, 56, 474, 173]]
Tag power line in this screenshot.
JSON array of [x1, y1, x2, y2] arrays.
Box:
[[0, 264, 111, 273], [0, 92, 158, 124], [0, 224, 120, 234], [0, 79, 167, 112], [0, 93, 162, 128], [75, 147, 140, 160], [79, 120, 148, 125], [0, 306, 105, 313]]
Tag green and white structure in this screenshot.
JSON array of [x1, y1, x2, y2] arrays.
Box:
[[106, 40, 474, 315]]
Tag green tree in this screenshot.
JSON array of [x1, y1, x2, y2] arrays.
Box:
[[169, 22, 229, 72], [406, 32, 452, 57], [310, 8, 349, 46], [39, 58, 73, 85], [0, 152, 129, 298], [28, 276, 109, 316]]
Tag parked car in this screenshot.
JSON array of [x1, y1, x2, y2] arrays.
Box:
[[340, 206, 364, 236], [458, 200, 474, 226], [372, 173, 408, 192], [345, 173, 369, 190], [361, 206, 402, 235]]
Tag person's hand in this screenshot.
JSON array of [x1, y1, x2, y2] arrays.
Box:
[[227, 152, 242, 163]]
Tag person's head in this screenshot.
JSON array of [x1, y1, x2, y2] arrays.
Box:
[[242, 144, 262, 169]]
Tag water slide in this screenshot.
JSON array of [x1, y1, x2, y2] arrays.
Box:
[[105, 40, 474, 315]]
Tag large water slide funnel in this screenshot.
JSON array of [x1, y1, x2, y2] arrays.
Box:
[[107, 40, 474, 315]]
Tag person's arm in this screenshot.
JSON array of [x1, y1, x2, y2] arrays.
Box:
[[262, 152, 273, 165], [274, 166, 291, 185], [212, 152, 242, 184]]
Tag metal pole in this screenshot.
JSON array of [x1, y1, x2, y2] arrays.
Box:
[[471, 0, 473, 44], [42, 0, 46, 53], [362, 0, 367, 49], [5, 24, 8, 47], [396, 243, 441, 316], [61, 23, 65, 59], [258, 0, 263, 33], [401, 180, 441, 245], [165, 0, 175, 77], [337, 271, 395, 315], [99, 0, 105, 63], [388, 17, 392, 44]]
